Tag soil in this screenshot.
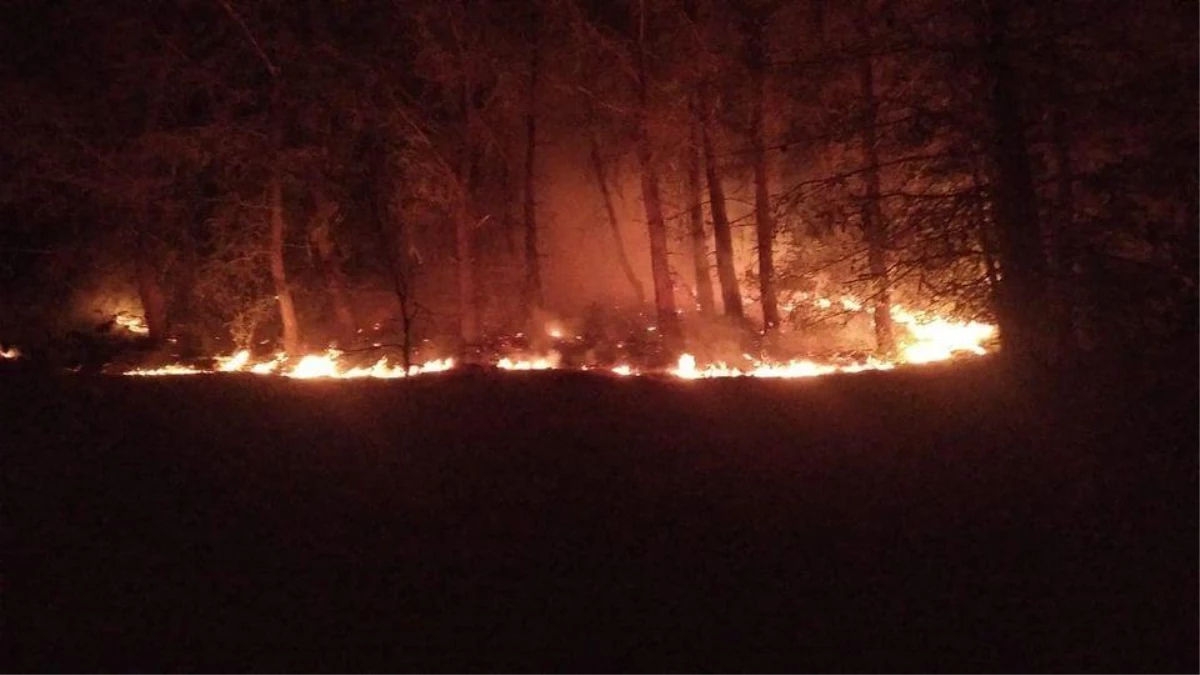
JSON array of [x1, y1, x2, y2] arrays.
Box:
[[3, 355, 1196, 671]]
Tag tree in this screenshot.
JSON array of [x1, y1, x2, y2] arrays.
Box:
[[632, 0, 682, 350], [686, 115, 716, 314], [855, 0, 896, 355], [588, 125, 647, 306], [521, 5, 544, 320], [980, 0, 1050, 362], [684, 0, 744, 321], [741, 6, 781, 333]]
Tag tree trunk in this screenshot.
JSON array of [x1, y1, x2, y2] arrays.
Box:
[[684, 0, 740, 321], [521, 8, 543, 319], [1045, 38, 1078, 356], [134, 55, 171, 347], [687, 117, 715, 315], [134, 233, 168, 345], [857, 10, 895, 356], [983, 1, 1049, 362], [457, 76, 480, 350], [367, 132, 415, 372], [268, 175, 302, 355], [747, 22, 780, 332], [456, 199, 479, 349], [636, 142, 681, 349], [635, 0, 682, 351], [308, 189, 356, 346], [589, 135, 645, 306], [700, 102, 744, 320]]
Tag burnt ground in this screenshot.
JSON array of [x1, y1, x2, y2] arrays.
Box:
[[2, 355, 1196, 672]]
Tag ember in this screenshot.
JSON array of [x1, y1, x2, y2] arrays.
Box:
[[119, 296, 994, 380], [128, 348, 456, 380]]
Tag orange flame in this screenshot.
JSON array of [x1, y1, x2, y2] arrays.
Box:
[[120, 294, 995, 380], [128, 349, 454, 379]]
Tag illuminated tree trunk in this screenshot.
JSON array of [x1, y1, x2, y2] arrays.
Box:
[[589, 136, 645, 306], [308, 189, 356, 345], [521, 7, 543, 318], [983, 1, 1050, 363], [134, 56, 170, 346], [268, 175, 302, 354], [457, 75, 480, 350], [857, 10, 895, 356], [456, 195, 479, 349], [747, 20, 779, 333], [687, 118, 715, 315], [134, 233, 168, 345], [637, 146, 681, 349], [700, 103, 743, 320], [686, 0, 741, 321], [635, 0, 681, 350], [367, 132, 416, 372]]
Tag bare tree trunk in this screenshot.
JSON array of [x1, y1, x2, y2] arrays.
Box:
[[1045, 38, 1078, 357], [636, 143, 681, 349], [268, 175, 302, 354], [134, 232, 168, 345], [308, 188, 356, 345], [698, 101, 743, 321], [856, 9, 895, 356], [367, 133, 416, 372], [589, 135, 645, 306], [682, 0, 739, 321], [635, 0, 682, 351], [983, 1, 1049, 363], [687, 117, 715, 315], [521, 7, 543, 319], [134, 54, 171, 347], [456, 199, 479, 349], [457, 77, 480, 350], [747, 20, 780, 332]]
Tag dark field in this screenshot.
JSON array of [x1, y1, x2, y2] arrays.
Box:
[[3, 357, 1197, 672]]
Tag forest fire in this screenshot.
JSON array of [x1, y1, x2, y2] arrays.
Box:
[[118, 299, 995, 380], [670, 353, 893, 380], [127, 349, 455, 379]]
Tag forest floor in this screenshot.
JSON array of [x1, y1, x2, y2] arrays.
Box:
[[3, 353, 1196, 672]]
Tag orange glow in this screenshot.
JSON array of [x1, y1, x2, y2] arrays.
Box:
[[127, 348, 454, 379], [890, 306, 996, 364], [126, 364, 206, 376], [120, 294, 996, 381], [115, 315, 149, 335], [671, 353, 894, 380], [497, 355, 559, 371]]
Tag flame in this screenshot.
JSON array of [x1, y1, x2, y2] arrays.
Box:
[[127, 348, 455, 379], [890, 307, 996, 364], [119, 294, 996, 380], [216, 350, 251, 371], [671, 353, 894, 380], [1, 346, 19, 359], [126, 364, 206, 376], [115, 315, 149, 335], [497, 354, 560, 371]]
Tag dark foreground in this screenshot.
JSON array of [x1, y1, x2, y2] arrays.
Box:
[[3, 357, 1196, 672]]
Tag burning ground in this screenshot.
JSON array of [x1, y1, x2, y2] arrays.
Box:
[[3, 352, 1195, 671], [105, 294, 997, 380]]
